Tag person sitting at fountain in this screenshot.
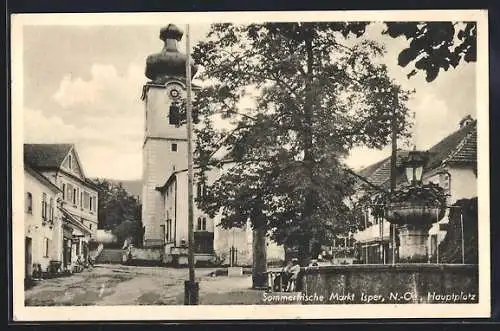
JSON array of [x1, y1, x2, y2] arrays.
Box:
[[286, 258, 301, 292], [273, 260, 292, 292]]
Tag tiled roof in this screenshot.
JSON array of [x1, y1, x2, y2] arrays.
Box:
[[442, 124, 477, 165], [24, 144, 73, 169], [425, 121, 477, 169], [357, 120, 477, 189], [357, 150, 410, 187], [24, 164, 62, 192]]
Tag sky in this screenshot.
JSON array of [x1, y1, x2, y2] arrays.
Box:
[[22, 22, 477, 180]]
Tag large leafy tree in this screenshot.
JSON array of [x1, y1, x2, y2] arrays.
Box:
[[383, 22, 477, 82], [93, 179, 142, 244], [192, 23, 412, 277]]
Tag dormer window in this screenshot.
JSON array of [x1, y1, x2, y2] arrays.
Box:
[[459, 115, 474, 128]]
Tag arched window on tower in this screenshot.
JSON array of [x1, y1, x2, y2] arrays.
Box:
[[197, 217, 202, 231]]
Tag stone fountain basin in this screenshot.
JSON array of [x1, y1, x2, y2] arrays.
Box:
[[385, 202, 445, 226]]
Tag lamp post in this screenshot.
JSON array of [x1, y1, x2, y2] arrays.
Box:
[[404, 150, 425, 185]]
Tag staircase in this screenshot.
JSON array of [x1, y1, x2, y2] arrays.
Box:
[[95, 248, 124, 264], [90, 243, 104, 260]]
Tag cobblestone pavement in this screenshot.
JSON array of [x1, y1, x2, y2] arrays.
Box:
[[24, 264, 266, 306]]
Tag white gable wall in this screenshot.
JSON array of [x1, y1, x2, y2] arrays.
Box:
[[427, 164, 477, 248], [61, 148, 85, 180], [40, 170, 98, 238]]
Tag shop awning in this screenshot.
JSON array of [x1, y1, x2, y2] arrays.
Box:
[[59, 207, 92, 236]]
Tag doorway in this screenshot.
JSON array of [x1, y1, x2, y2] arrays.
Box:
[[25, 237, 32, 279], [63, 238, 72, 269]]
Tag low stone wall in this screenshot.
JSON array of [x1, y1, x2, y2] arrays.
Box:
[[301, 264, 478, 304], [126, 247, 163, 265]]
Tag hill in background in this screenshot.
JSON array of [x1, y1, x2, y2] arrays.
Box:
[[92, 178, 143, 201]]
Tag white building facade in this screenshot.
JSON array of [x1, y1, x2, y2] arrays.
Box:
[[24, 144, 98, 272], [24, 166, 63, 279]]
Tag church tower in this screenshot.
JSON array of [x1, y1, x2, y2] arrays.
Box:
[[141, 24, 197, 248]]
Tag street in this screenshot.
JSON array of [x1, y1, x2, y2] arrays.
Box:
[[25, 264, 266, 306]]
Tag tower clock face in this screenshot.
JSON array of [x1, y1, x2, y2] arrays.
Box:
[[170, 89, 180, 98], [166, 83, 183, 100]]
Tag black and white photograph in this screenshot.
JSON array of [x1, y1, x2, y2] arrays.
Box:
[[11, 10, 490, 320]]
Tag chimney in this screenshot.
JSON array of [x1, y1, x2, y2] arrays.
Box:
[[459, 115, 474, 129]]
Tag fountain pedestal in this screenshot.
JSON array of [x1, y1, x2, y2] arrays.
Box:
[[386, 201, 444, 264], [398, 224, 432, 263]]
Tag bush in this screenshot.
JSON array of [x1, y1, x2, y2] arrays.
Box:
[[433, 197, 478, 264], [112, 220, 141, 246], [88, 239, 100, 251]]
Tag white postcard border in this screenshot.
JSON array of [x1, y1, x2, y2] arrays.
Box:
[[11, 9, 490, 321]]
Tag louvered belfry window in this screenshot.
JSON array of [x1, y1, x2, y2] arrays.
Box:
[[169, 103, 180, 125]]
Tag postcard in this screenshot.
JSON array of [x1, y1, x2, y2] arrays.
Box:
[[11, 9, 490, 321]]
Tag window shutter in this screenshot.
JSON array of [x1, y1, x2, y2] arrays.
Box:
[[67, 184, 73, 202], [42, 193, 47, 220], [50, 198, 54, 222], [26, 192, 33, 214]]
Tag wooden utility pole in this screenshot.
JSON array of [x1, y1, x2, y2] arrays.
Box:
[[390, 88, 398, 265], [184, 24, 198, 305], [379, 214, 384, 264], [460, 210, 465, 264]]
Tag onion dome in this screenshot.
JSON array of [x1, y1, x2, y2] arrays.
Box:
[[145, 24, 198, 82]]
